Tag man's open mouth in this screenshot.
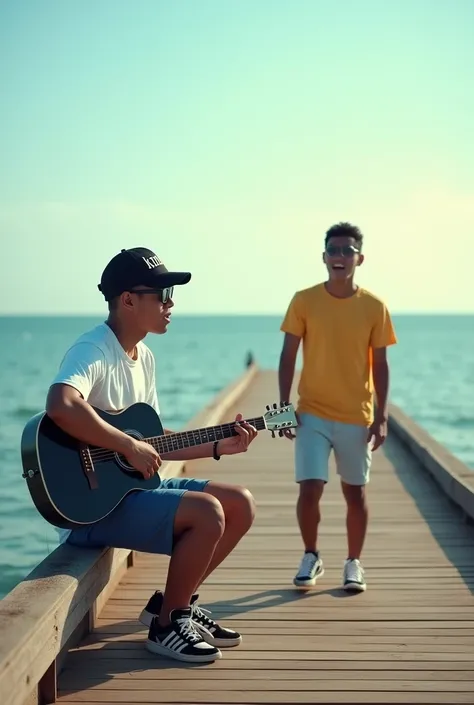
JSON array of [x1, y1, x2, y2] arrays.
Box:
[[332, 264, 345, 270]]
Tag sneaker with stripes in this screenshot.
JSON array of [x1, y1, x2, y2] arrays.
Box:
[[191, 596, 242, 647], [145, 607, 221, 663], [139, 590, 242, 648], [139, 590, 165, 627]]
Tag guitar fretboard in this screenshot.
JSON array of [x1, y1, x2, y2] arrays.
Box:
[[147, 416, 266, 455]]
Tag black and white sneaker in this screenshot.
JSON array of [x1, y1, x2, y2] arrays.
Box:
[[343, 558, 366, 592], [190, 594, 242, 648], [139, 590, 242, 648], [293, 551, 324, 587], [139, 590, 164, 628], [145, 608, 221, 663]]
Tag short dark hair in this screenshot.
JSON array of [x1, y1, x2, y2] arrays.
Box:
[[325, 222, 363, 250], [107, 296, 120, 312]]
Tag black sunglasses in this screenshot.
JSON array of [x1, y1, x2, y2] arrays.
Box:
[[130, 287, 174, 304], [325, 245, 360, 257]]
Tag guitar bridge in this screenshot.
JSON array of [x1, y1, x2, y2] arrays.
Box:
[[80, 445, 98, 490]]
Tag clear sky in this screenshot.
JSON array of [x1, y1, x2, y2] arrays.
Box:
[[1, 0, 473, 315]]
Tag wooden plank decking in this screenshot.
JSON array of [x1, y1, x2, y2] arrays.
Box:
[[57, 370, 474, 704]]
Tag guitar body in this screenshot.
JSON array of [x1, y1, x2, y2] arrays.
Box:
[[21, 403, 163, 530], [21, 398, 298, 531]]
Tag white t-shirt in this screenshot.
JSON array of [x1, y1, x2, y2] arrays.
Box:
[[49, 322, 160, 544]]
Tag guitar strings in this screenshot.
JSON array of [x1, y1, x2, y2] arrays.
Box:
[[88, 418, 263, 462], [88, 417, 265, 463]]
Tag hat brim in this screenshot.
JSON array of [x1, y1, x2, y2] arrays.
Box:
[[148, 271, 192, 287]]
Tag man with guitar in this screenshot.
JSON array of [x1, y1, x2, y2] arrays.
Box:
[[278, 223, 397, 593], [45, 247, 258, 664]]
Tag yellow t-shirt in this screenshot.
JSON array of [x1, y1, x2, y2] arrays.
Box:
[[280, 283, 397, 426]]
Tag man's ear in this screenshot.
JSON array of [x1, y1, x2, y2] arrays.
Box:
[[121, 291, 134, 310]]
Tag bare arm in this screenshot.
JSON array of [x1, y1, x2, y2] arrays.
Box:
[[367, 347, 390, 451], [46, 384, 136, 454], [372, 347, 389, 422], [161, 444, 216, 461], [161, 418, 257, 461], [162, 428, 215, 460], [278, 333, 301, 404]]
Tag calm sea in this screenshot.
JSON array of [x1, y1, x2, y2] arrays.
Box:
[[0, 314, 473, 598]]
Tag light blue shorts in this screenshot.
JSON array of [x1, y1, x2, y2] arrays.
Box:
[[66, 477, 210, 556], [295, 412, 371, 486]]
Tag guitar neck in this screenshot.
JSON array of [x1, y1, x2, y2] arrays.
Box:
[[147, 416, 266, 455]]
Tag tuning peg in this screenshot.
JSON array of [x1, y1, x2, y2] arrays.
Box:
[[280, 400, 287, 406], [271, 430, 276, 438], [278, 429, 283, 437], [273, 403, 277, 409], [266, 404, 270, 411]]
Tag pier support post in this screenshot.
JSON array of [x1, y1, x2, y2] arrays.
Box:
[[38, 660, 56, 704]]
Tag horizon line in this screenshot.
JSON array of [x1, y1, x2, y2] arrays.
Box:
[[1, 311, 474, 318]]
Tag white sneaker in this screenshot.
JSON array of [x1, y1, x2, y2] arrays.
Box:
[[343, 558, 366, 592], [293, 551, 324, 587]]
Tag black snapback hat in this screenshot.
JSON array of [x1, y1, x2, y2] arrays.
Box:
[[98, 247, 191, 301]]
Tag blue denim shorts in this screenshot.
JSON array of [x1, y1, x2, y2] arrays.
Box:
[[66, 476, 210, 556]]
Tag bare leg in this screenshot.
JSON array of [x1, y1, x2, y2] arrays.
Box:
[[159, 492, 225, 626], [341, 481, 368, 559], [198, 482, 256, 584], [297, 479, 325, 552]]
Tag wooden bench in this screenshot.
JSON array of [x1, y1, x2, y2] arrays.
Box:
[[0, 542, 133, 705], [0, 363, 257, 705]]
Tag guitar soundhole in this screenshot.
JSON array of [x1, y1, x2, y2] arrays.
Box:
[[114, 429, 144, 473]]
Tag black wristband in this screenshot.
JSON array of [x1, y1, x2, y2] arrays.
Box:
[[213, 441, 221, 461]]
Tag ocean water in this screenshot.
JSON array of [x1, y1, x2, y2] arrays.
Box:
[[0, 314, 473, 599]]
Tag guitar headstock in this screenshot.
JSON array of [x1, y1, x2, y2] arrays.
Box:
[[263, 401, 298, 437]]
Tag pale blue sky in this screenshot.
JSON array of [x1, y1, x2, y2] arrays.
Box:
[[1, 0, 473, 314]]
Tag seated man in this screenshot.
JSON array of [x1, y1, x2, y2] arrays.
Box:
[[45, 247, 258, 663]]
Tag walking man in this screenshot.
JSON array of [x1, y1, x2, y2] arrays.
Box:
[[278, 223, 397, 591]]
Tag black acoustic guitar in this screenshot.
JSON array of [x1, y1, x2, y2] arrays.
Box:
[[20, 401, 297, 529]]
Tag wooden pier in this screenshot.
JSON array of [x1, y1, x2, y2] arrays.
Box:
[[1, 365, 474, 704]]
